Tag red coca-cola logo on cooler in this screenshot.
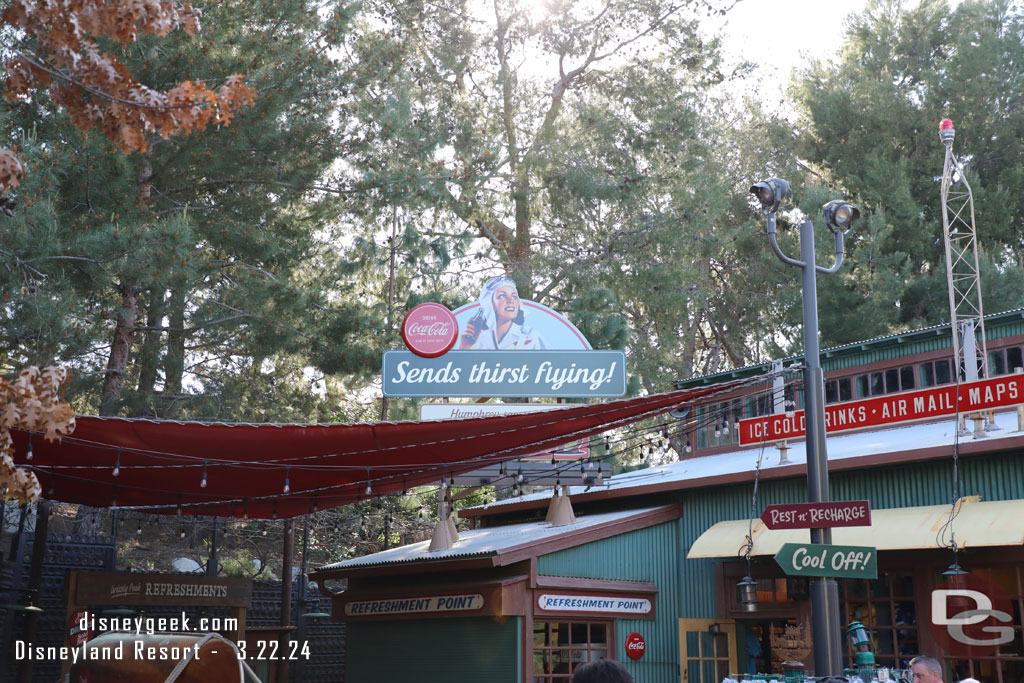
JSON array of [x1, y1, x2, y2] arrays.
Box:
[[69, 609, 93, 647], [401, 303, 458, 358], [624, 632, 645, 660]]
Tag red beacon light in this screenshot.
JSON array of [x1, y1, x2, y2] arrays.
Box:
[[940, 119, 954, 130]]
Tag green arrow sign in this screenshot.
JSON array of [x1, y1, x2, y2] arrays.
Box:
[[774, 543, 878, 579]]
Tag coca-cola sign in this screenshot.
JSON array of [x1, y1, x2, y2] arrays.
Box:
[[402, 303, 458, 358], [625, 632, 646, 660]]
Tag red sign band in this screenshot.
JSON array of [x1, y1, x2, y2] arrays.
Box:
[[738, 373, 1024, 446]]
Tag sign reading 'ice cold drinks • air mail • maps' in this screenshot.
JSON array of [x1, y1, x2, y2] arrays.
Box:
[[737, 372, 1024, 445], [384, 277, 626, 398]]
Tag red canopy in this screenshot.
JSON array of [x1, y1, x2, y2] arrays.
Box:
[[13, 381, 748, 518]]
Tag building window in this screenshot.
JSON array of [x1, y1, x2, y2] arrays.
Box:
[[990, 346, 1024, 376], [533, 620, 609, 680], [920, 359, 953, 387], [839, 571, 918, 671], [825, 378, 854, 405]]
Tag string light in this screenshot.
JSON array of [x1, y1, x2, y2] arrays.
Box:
[[26, 434, 33, 461], [365, 468, 371, 496], [200, 461, 208, 489], [283, 467, 291, 494], [551, 455, 556, 468], [113, 449, 121, 477], [136, 522, 143, 535]]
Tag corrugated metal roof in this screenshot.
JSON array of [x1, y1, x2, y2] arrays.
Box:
[[477, 409, 1024, 511], [316, 506, 666, 571], [675, 307, 1024, 388]]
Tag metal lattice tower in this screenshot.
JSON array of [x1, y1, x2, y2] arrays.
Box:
[[939, 119, 988, 380]]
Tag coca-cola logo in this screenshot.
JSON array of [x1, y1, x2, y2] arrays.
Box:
[[625, 632, 645, 660], [402, 303, 458, 358], [408, 321, 452, 336], [69, 609, 93, 647]]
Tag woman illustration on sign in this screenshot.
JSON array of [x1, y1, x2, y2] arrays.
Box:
[[459, 276, 548, 350]]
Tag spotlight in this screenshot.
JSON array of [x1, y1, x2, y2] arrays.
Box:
[[749, 177, 792, 214], [821, 199, 860, 233]]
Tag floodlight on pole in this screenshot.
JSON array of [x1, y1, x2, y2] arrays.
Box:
[[749, 177, 792, 214], [821, 200, 860, 233], [751, 177, 859, 677]]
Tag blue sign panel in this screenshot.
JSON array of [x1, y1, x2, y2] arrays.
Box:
[[382, 350, 627, 398]]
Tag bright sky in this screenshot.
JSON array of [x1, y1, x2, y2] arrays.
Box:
[[715, 0, 868, 106]]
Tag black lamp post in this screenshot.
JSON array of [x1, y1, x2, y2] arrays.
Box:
[[750, 178, 859, 676]]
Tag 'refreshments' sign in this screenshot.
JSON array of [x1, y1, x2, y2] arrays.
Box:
[[401, 303, 458, 358], [738, 373, 1024, 445]]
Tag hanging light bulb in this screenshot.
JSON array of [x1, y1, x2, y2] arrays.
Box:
[[136, 522, 143, 535], [597, 463, 603, 480], [46, 483, 55, 497], [283, 467, 291, 494], [516, 466, 524, 483], [113, 450, 121, 477], [685, 439, 692, 454], [180, 526, 187, 539], [365, 481, 372, 496], [579, 462, 585, 476], [587, 454, 594, 469], [714, 424, 721, 438], [26, 435, 33, 461], [200, 461, 208, 489], [551, 455, 557, 469]]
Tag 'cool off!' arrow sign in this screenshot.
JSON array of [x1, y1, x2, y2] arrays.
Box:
[[775, 542, 878, 579], [760, 501, 871, 530]]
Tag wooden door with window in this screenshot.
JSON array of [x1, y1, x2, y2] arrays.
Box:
[[679, 618, 738, 683]]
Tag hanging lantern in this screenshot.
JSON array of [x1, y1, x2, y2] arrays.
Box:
[[942, 563, 969, 577], [737, 576, 758, 612]]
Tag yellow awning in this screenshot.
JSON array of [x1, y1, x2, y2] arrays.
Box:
[[686, 497, 1024, 559]]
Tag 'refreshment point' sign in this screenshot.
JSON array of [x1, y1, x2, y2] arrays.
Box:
[[401, 303, 458, 358]]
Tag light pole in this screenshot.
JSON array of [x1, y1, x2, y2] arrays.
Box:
[[750, 178, 859, 677]]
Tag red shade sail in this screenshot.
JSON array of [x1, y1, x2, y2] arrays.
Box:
[[12, 380, 751, 518]]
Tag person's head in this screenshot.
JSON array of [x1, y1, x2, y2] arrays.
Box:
[[477, 276, 524, 329], [491, 283, 521, 324], [571, 658, 634, 683], [910, 655, 943, 683]]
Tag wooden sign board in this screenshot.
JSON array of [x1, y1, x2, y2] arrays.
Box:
[[72, 571, 252, 608], [774, 543, 877, 579], [761, 501, 871, 530]]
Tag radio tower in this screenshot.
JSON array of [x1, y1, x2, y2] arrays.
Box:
[[939, 118, 988, 383]]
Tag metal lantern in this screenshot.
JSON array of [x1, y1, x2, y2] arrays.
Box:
[[737, 576, 758, 612]]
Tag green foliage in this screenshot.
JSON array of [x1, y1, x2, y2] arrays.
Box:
[[791, 0, 1024, 345]]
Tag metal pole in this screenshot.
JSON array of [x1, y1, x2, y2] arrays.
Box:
[[797, 219, 843, 676], [207, 516, 219, 577], [278, 518, 295, 683]]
